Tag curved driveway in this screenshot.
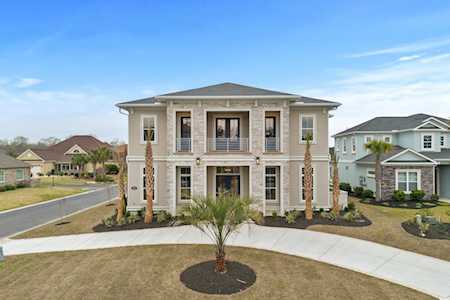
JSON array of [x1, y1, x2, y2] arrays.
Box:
[[1, 224, 449, 299]]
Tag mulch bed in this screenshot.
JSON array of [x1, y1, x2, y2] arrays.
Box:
[[262, 213, 371, 229], [360, 199, 438, 209], [180, 260, 256, 295], [92, 219, 178, 232], [401, 221, 450, 240]]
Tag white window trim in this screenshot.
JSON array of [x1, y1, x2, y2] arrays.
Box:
[[264, 166, 279, 203], [16, 169, 25, 181], [421, 133, 434, 151], [342, 138, 347, 154], [299, 114, 317, 144], [364, 135, 373, 152], [395, 169, 421, 194], [383, 135, 392, 144], [178, 166, 192, 203], [366, 168, 375, 178], [351, 136, 357, 154], [140, 114, 158, 145], [0, 170, 5, 183], [141, 164, 158, 204], [299, 164, 317, 203]]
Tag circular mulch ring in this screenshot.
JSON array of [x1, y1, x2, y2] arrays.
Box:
[[180, 260, 256, 295], [401, 221, 450, 240]]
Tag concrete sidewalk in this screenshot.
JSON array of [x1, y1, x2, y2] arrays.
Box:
[[1, 225, 449, 299]]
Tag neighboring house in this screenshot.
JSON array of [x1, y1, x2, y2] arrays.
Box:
[[334, 114, 450, 200], [0, 152, 31, 187], [17, 135, 111, 177], [116, 82, 340, 215]]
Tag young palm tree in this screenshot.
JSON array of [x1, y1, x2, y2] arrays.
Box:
[[71, 154, 89, 177], [331, 152, 340, 215], [144, 140, 154, 224], [365, 140, 392, 201], [88, 150, 101, 180], [97, 147, 112, 174], [181, 194, 259, 273], [116, 147, 127, 221], [304, 134, 313, 220]]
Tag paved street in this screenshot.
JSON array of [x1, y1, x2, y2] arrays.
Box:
[[0, 185, 117, 239], [2, 224, 449, 299]]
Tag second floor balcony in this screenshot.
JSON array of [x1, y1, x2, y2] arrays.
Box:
[[207, 137, 249, 152]]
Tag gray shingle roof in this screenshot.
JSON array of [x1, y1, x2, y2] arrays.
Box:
[[336, 114, 449, 136], [419, 149, 450, 160], [0, 152, 30, 169], [355, 145, 406, 164], [117, 82, 340, 107]]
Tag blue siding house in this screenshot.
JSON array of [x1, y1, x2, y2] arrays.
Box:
[[334, 114, 450, 200]]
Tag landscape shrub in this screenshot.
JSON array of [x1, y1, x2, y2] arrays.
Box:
[[430, 194, 439, 201], [95, 175, 114, 183], [410, 190, 425, 201], [320, 211, 336, 221], [4, 184, 16, 191], [0, 186, 6, 192], [286, 210, 300, 224], [361, 189, 374, 199], [392, 190, 405, 201], [271, 211, 278, 217], [347, 202, 356, 211], [105, 164, 119, 175], [156, 210, 172, 223], [343, 209, 361, 222], [16, 182, 28, 189], [339, 182, 352, 193], [353, 186, 364, 197]]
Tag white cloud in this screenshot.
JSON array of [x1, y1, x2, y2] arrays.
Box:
[[300, 51, 450, 145], [398, 54, 422, 62], [349, 36, 450, 58], [15, 78, 43, 88]]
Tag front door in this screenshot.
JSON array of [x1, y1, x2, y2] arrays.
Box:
[[215, 167, 240, 196]]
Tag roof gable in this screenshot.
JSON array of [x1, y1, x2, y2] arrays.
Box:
[[64, 144, 88, 155], [382, 149, 437, 165], [17, 149, 44, 161], [0, 152, 30, 169]]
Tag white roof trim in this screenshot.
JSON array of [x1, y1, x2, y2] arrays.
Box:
[[381, 148, 438, 165], [116, 103, 166, 108], [422, 117, 450, 128], [414, 120, 448, 130], [64, 144, 88, 155], [155, 95, 300, 100], [16, 149, 44, 161]]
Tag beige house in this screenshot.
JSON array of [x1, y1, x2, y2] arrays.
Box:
[[0, 151, 31, 187], [17, 135, 111, 177], [117, 83, 340, 215]]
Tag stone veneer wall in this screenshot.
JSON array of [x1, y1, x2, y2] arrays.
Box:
[[381, 166, 434, 200]]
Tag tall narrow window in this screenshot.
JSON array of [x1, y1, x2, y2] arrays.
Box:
[[300, 115, 315, 143], [422, 134, 433, 150], [143, 167, 156, 202], [300, 166, 315, 201], [351, 137, 356, 153], [265, 117, 278, 151], [440, 135, 446, 147], [343, 138, 347, 153], [179, 167, 191, 201], [142, 115, 157, 143], [265, 166, 278, 201]]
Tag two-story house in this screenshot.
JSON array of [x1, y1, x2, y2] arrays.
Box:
[[334, 114, 450, 200], [116, 83, 340, 215]]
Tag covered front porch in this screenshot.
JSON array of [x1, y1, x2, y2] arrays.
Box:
[[206, 166, 250, 198]]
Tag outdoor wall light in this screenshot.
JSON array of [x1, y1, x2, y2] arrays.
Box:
[[255, 156, 261, 165], [196, 157, 201, 166]]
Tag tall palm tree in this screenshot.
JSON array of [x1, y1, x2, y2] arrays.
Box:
[[71, 154, 89, 177], [365, 140, 392, 201], [304, 134, 313, 220], [88, 150, 101, 180], [331, 152, 340, 215], [144, 140, 154, 224], [181, 194, 259, 273], [116, 147, 127, 221], [96, 147, 112, 174]]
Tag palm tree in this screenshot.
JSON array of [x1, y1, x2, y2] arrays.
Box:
[[304, 134, 313, 220], [365, 140, 392, 201], [115, 147, 127, 221], [144, 140, 154, 224], [331, 152, 340, 215], [181, 194, 259, 273], [88, 150, 101, 180], [96, 147, 112, 174], [71, 154, 89, 177]]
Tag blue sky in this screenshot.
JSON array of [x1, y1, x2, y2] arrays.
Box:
[[1, 1, 450, 143]]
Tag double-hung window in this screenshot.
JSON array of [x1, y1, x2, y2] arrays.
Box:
[[265, 166, 278, 202], [300, 166, 315, 202], [422, 134, 433, 150], [351, 137, 356, 153], [142, 115, 157, 143], [300, 115, 316, 143], [396, 170, 420, 193], [440, 135, 447, 148], [179, 167, 191, 202], [16, 169, 24, 181]]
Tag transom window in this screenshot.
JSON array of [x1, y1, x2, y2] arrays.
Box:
[[396, 170, 420, 193], [0, 170, 4, 183], [179, 167, 191, 202], [16, 169, 24, 181], [422, 134, 433, 150], [265, 166, 278, 202], [142, 115, 157, 143], [300, 115, 315, 143], [300, 166, 315, 202], [143, 167, 156, 202]]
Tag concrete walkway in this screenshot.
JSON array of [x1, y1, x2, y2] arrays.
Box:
[[1, 225, 449, 299]]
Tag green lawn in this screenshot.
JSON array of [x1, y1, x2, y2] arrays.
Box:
[[0, 176, 84, 211], [38, 176, 91, 186], [0, 245, 432, 300]]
